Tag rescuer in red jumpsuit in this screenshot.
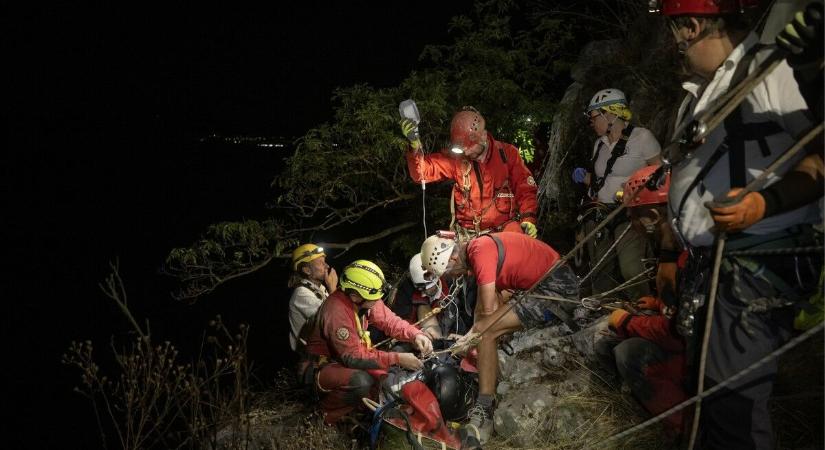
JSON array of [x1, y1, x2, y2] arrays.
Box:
[[400, 107, 539, 239], [304, 259, 433, 424]]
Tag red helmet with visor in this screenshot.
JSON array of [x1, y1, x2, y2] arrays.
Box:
[[450, 108, 486, 154]]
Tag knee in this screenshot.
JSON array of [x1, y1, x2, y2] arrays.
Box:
[[614, 338, 649, 375], [349, 370, 374, 399]]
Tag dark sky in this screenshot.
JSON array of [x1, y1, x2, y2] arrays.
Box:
[[7, 2, 473, 448], [12, 2, 474, 138]]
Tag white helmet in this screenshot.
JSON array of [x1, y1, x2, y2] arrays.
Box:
[[586, 88, 627, 113], [420, 235, 456, 277], [409, 253, 430, 286], [409, 253, 443, 299]]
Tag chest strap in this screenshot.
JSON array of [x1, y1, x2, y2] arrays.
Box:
[[589, 124, 635, 198]]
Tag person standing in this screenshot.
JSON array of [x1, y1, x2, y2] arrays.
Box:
[[652, 0, 823, 447], [400, 107, 539, 239], [572, 89, 661, 300]]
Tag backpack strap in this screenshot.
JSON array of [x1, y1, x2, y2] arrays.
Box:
[[484, 233, 506, 275], [723, 45, 784, 189], [590, 124, 635, 198]]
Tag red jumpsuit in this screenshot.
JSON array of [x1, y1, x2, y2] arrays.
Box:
[[406, 132, 538, 233], [305, 290, 424, 424], [600, 307, 688, 435]]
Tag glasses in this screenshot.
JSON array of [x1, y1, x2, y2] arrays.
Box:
[[584, 111, 602, 123]]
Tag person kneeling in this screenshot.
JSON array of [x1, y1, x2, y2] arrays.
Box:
[[304, 260, 433, 425]]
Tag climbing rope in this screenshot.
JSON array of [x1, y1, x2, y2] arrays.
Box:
[[375, 277, 466, 349], [579, 221, 632, 284]]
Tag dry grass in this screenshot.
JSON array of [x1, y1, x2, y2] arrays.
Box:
[[485, 361, 668, 450]]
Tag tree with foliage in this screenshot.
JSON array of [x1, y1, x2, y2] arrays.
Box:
[[164, 0, 569, 300], [164, 0, 684, 299]]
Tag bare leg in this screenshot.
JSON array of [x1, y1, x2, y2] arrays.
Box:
[[474, 307, 523, 395]]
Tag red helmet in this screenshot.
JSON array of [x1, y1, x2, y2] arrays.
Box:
[[623, 165, 670, 207], [648, 0, 759, 16], [450, 108, 486, 152]]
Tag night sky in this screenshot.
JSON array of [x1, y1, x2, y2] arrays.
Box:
[[7, 2, 473, 448]]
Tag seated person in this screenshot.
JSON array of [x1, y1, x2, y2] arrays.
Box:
[[593, 165, 687, 440], [304, 259, 433, 424], [379, 254, 476, 350], [288, 243, 337, 353]]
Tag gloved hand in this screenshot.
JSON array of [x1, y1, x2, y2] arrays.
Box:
[[520, 221, 538, 238], [706, 188, 766, 233], [776, 2, 824, 68], [607, 309, 630, 332], [399, 118, 421, 150], [572, 167, 588, 184], [398, 352, 423, 370], [636, 295, 663, 311], [414, 333, 433, 357]]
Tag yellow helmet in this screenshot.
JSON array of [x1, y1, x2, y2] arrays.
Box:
[[340, 259, 387, 301], [292, 243, 325, 271]]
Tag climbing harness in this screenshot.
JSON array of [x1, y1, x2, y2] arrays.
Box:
[[685, 120, 824, 450], [588, 124, 635, 200]]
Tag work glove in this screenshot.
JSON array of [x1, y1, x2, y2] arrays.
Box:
[[776, 2, 824, 68], [706, 188, 766, 233], [414, 333, 433, 357], [520, 221, 538, 238], [572, 167, 588, 184], [607, 309, 631, 333], [398, 352, 423, 370], [399, 118, 422, 150], [636, 295, 663, 311]]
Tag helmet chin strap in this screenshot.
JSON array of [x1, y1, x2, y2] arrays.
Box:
[[470, 136, 490, 161]]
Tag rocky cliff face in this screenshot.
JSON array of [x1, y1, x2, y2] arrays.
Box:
[[537, 14, 683, 237]]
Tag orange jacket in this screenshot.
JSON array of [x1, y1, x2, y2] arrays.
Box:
[[406, 132, 538, 232]]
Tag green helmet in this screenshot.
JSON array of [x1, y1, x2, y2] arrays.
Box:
[[340, 260, 387, 301]]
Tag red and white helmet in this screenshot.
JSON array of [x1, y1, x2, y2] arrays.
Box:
[[450, 107, 486, 154], [648, 0, 759, 16], [623, 165, 670, 207]]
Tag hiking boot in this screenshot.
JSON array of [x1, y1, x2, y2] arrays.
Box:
[[460, 403, 493, 448]]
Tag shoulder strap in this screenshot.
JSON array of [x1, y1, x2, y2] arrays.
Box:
[[724, 45, 784, 189], [499, 146, 508, 164], [591, 124, 635, 197], [484, 233, 506, 275]]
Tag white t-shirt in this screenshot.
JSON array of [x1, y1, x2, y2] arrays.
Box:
[[592, 126, 661, 203], [288, 282, 329, 351], [668, 33, 820, 248]]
